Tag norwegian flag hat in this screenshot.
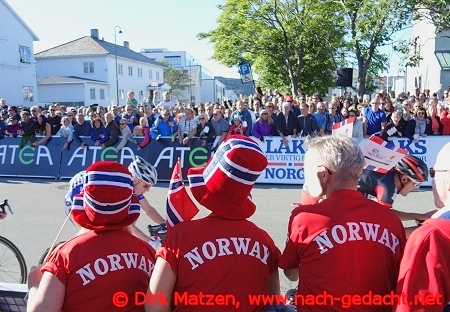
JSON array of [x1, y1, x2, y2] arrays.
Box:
[[71, 161, 140, 230], [188, 135, 267, 220]]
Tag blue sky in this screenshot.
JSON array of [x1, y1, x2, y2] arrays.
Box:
[[8, 0, 404, 80], [8, 0, 242, 78]]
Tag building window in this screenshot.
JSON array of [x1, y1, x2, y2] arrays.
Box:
[[149, 70, 153, 79], [164, 56, 181, 68], [118, 64, 123, 75], [84, 62, 94, 74], [139, 90, 144, 100], [100, 89, 105, 100], [156, 71, 160, 80], [19, 46, 33, 64], [128, 66, 133, 76], [119, 89, 124, 100], [23, 86, 33, 102], [436, 51, 450, 70], [90, 88, 96, 100], [138, 68, 143, 78]]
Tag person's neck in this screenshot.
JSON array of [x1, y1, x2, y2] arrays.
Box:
[[326, 182, 357, 197]]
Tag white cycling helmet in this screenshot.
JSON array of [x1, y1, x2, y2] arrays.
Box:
[[69, 171, 86, 190], [128, 156, 158, 185]]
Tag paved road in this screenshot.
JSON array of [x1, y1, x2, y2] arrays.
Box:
[[0, 177, 435, 292]]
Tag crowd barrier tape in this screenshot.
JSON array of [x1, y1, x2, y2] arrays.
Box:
[[0, 135, 448, 186]]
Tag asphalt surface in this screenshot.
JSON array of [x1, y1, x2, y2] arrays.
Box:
[[0, 177, 435, 292]]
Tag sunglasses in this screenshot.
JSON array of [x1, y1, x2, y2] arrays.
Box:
[[405, 175, 422, 187], [213, 113, 219, 116], [430, 167, 449, 178], [199, 117, 206, 120], [51, 109, 56, 112], [120, 123, 127, 125], [68, 114, 73, 117], [261, 113, 268, 115]]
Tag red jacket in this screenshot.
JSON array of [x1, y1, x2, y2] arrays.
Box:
[[439, 110, 450, 135]]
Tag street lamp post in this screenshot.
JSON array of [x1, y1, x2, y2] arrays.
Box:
[[114, 26, 122, 105]]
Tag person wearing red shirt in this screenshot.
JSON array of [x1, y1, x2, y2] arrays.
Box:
[[146, 136, 280, 312], [280, 135, 406, 311], [27, 161, 156, 312], [395, 143, 450, 311]]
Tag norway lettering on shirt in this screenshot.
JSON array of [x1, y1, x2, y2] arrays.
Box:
[[184, 237, 270, 270], [313, 222, 400, 255], [76, 253, 155, 286]]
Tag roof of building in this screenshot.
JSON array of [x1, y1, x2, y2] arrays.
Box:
[[37, 76, 108, 84], [35, 36, 166, 67], [2, 0, 39, 41]]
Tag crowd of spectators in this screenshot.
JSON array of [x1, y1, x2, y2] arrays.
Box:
[[0, 86, 449, 150]]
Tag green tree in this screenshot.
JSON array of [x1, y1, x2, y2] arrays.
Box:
[[323, 0, 414, 96], [160, 61, 191, 98], [198, 0, 346, 96], [412, 1, 450, 33]]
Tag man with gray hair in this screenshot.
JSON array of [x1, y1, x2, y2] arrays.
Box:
[[395, 143, 450, 311], [280, 135, 405, 311]]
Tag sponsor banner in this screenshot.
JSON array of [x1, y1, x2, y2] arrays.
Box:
[[254, 136, 447, 187], [59, 137, 210, 180], [0, 136, 61, 178]]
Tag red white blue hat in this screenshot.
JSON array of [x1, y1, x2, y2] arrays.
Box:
[[71, 161, 140, 230], [188, 135, 267, 220]]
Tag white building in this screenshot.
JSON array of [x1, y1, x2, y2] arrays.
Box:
[[140, 48, 225, 104], [406, 13, 450, 94], [0, 0, 39, 107], [35, 29, 168, 107]]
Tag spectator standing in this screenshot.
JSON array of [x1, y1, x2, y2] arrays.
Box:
[[0, 116, 5, 138], [313, 102, 329, 136], [252, 109, 275, 141], [381, 111, 407, 141], [196, 114, 214, 147], [34, 114, 52, 147], [176, 108, 197, 146], [56, 116, 74, 150], [27, 161, 156, 312], [210, 109, 229, 150], [275, 103, 298, 146], [230, 100, 253, 136], [122, 105, 138, 133], [145, 106, 157, 127], [1, 109, 7, 122], [227, 115, 246, 137], [395, 143, 450, 311], [73, 113, 92, 149], [363, 99, 387, 137], [146, 136, 280, 312], [47, 105, 62, 135], [156, 91, 175, 114], [116, 118, 137, 153], [348, 110, 363, 143], [30, 106, 39, 120], [102, 112, 120, 149], [18, 111, 36, 148], [413, 107, 431, 139], [151, 109, 178, 139], [265, 102, 278, 121], [7, 106, 20, 122], [137, 117, 151, 151], [280, 135, 406, 311], [111, 105, 122, 125], [325, 102, 345, 134], [428, 104, 442, 135], [440, 106, 450, 135], [90, 117, 109, 146], [297, 104, 319, 137], [5, 115, 20, 137]]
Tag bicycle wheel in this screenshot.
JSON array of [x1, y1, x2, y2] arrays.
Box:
[[38, 241, 66, 265], [0, 236, 27, 284]]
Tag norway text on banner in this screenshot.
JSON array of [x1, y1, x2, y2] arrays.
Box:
[[332, 117, 355, 138], [361, 136, 408, 173], [166, 159, 199, 229]]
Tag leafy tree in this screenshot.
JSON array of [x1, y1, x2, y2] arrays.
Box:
[[160, 61, 191, 98], [322, 0, 414, 96], [198, 0, 346, 96], [411, 1, 450, 33]]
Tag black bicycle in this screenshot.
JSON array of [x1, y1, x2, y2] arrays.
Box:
[[0, 199, 27, 283]]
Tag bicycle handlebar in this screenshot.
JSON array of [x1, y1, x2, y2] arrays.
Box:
[[0, 199, 13, 214]]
